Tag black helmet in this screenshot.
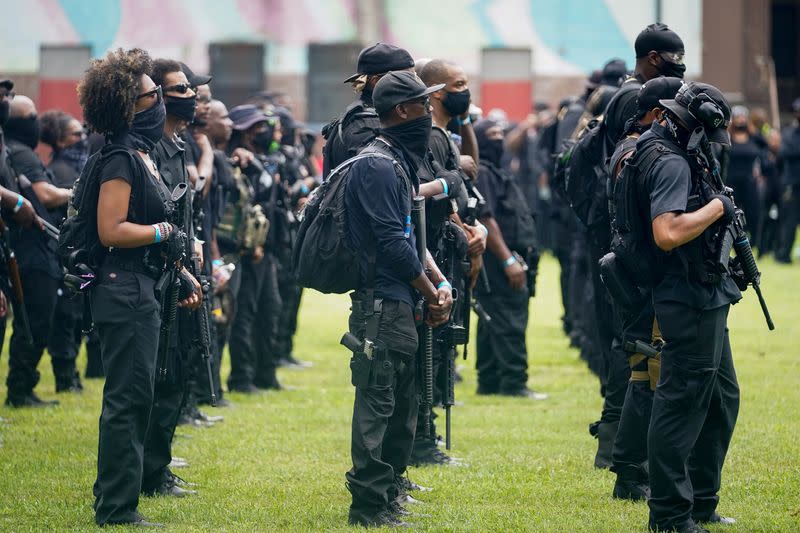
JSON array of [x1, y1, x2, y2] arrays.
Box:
[[660, 81, 731, 145]]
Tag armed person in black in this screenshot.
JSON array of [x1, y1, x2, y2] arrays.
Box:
[[632, 82, 740, 533], [473, 119, 544, 398], [138, 58, 209, 498], [344, 71, 452, 528], [0, 78, 42, 354], [78, 48, 201, 527], [39, 110, 89, 393], [776, 97, 800, 263], [226, 105, 283, 392], [589, 23, 688, 472], [3, 94, 71, 407], [322, 43, 415, 178], [604, 76, 682, 501]]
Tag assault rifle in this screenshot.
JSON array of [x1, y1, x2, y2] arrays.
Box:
[[691, 129, 774, 330], [0, 217, 33, 343], [412, 196, 435, 438], [188, 177, 217, 406], [155, 183, 189, 384]]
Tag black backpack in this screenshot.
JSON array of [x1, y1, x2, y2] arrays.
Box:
[[292, 145, 409, 294], [321, 101, 379, 179], [562, 117, 608, 228], [609, 140, 670, 288], [58, 144, 137, 286]]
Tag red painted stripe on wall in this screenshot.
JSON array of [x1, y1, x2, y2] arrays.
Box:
[[38, 79, 82, 121], [479, 81, 533, 122]]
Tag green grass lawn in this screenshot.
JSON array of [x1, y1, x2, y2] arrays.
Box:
[[0, 254, 798, 532]]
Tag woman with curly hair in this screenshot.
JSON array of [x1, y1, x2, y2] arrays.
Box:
[[77, 48, 200, 527]]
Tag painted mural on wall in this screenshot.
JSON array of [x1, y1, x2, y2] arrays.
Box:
[[0, 0, 702, 76]]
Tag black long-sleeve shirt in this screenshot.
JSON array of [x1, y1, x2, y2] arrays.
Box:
[[345, 140, 422, 307]]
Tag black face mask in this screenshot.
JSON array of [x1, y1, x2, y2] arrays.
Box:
[[4, 115, 40, 149], [165, 95, 197, 123], [0, 100, 9, 126], [658, 59, 686, 79], [480, 138, 504, 167], [127, 96, 166, 152], [253, 127, 280, 154], [380, 114, 433, 172], [663, 114, 693, 149], [441, 89, 471, 117], [361, 85, 374, 106], [58, 138, 89, 172], [733, 123, 749, 132]]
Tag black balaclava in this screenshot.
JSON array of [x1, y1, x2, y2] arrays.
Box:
[[442, 89, 471, 117], [253, 120, 280, 154], [474, 119, 504, 167], [4, 115, 40, 149], [380, 114, 433, 174], [165, 94, 197, 123]]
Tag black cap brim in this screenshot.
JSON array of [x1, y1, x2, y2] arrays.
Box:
[[232, 115, 268, 131], [421, 83, 446, 97], [705, 127, 730, 146], [343, 73, 361, 84], [0, 79, 13, 90]]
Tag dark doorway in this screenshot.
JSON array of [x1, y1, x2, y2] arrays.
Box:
[[306, 43, 363, 125], [771, 0, 800, 118], [208, 42, 266, 108]]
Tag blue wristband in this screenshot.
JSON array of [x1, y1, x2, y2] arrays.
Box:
[[438, 178, 449, 196], [458, 115, 472, 126], [153, 225, 162, 244], [503, 255, 517, 267], [437, 280, 451, 290], [12, 194, 24, 213]]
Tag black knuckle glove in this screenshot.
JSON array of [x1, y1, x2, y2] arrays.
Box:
[[712, 194, 735, 223]]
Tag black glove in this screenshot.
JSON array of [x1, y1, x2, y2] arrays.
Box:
[[711, 194, 735, 224], [728, 256, 749, 292], [431, 159, 463, 199]]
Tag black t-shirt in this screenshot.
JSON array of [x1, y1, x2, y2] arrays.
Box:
[[100, 151, 170, 262], [637, 123, 741, 309], [48, 156, 80, 224], [429, 127, 471, 215], [5, 139, 61, 278], [476, 160, 537, 253], [726, 138, 762, 186]]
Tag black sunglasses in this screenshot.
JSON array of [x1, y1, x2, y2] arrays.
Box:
[[163, 83, 194, 95], [136, 85, 162, 101], [406, 96, 430, 108]]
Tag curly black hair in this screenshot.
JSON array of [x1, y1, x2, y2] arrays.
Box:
[[77, 48, 153, 136], [39, 109, 74, 149]]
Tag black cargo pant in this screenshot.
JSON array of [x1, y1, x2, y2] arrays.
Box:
[[648, 302, 739, 531], [275, 252, 303, 360], [6, 269, 59, 400], [346, 294, 419, 518], [227, 253, 281, 390], [47, 286, 83, 387], [142, 311, 191, 492], [612, 298, 657, 476], [85, 328, 104, 378], [475, 252, 531, 393], [90, 266, 160, 526]]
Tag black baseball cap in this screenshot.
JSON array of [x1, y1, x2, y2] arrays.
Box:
[[343, 43, 415, 83], [660, 81, 732, 144], [635, 23, 684, 58], [180, 62, 212, 87], [229, 105, 268, 131], [601, 58, 628, 85], [0, 79, 13, 91], [373, 71, 445, 115], [637, 76, 683, 114]]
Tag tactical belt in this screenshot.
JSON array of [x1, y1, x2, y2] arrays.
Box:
[[103, 255, 162, 281]]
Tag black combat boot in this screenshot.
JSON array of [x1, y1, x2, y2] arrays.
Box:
[[612, 465, 650, 501]]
